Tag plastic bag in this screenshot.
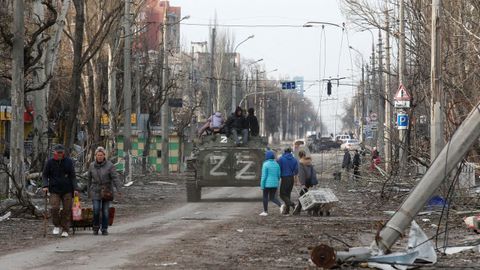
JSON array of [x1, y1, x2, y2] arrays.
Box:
[[72, 195, 82, 221]]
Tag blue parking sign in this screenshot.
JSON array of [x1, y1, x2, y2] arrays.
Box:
[[397, 113, 409, 129], [281, 81, 296, 90]]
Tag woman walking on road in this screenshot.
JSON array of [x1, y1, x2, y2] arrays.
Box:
[[259, 150, 282, 216], [87, 147, 122, 235], [292, 151, 318, 215]]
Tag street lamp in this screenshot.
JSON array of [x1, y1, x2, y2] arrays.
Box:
[[231, 35, 255, 112], [303, 21, 342, 28]]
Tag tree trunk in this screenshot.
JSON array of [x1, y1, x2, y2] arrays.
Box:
[[11, 0, 25, 194], [65, 0, 85, 152], [32, 0, 48, 171], [107, 42, 119, 156], [92, 59, 102, 148]]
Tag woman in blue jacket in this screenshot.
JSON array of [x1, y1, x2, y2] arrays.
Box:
[[259, 150, 282, 216]]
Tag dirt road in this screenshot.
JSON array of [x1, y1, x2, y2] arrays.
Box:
[[0, 187, 261, 270]]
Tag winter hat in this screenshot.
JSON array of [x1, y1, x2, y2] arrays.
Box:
[[53, 144, 65, 152], [95, 146, 106, 155], [265, 150, 275, 160]]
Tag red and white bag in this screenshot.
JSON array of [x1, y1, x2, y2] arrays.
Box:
[[72, 195, 82, 221]]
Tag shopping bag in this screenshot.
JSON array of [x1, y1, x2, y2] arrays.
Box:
[[72, 195, 82, 221]]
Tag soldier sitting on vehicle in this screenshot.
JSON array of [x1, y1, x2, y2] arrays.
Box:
[[225, 106, 249, 146], [197, 111, 225, 136], [246, 107, 259, 136]]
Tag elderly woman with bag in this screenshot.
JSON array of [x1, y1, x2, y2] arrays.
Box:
[[87, 147, 122, 235]]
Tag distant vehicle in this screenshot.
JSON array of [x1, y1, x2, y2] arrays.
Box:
[[340, 139, 361, 151], [307, 136, 340, 153], [335, 134, 351, 144]]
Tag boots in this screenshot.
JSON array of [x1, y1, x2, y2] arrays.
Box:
[[292, 204, 302, 215], [93, 226, 99, 235]]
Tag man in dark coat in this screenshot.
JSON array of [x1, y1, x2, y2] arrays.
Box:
[[42, 144, 78, 237], [352, 149, 361, 180], [341, 149, 351, 181], [246, 107, 259, 136], [225, 106, 249, 146]]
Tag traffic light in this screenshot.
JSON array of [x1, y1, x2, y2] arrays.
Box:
[[327, 80, 332, 96]]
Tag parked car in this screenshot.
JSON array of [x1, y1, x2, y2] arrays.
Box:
[[340, 139, 361, 151]]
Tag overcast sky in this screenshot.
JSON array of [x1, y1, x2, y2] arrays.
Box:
[[171, 0, 376, 134]]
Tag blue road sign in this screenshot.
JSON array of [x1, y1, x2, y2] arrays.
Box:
[[281, 81, 296, 90], [397, 113, 409, 129]]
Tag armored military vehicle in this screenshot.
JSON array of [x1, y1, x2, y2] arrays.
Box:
[[185, 134, 268, 202]]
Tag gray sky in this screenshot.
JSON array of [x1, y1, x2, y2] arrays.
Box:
[[172, 0, 375, 135]]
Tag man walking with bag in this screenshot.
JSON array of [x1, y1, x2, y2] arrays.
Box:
[[277, 147, 298, 215], [42, 144, 78, 237]]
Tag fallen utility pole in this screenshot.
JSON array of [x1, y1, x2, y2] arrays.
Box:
[[311, 102, 480, 268], [375, 102, 480, 252]]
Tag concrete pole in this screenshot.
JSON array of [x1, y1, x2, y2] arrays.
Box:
[[11, 0, 25, 192], [262, 86, 266, 137], [286, 94, 291, 140], [384, 9, 393, 173], [360, 65, 365, 142], [208, 28, 216, 116], [254, 69, 258, 118], [189, 44, 195, 141], [370, 44, 376, 144], [279, 91, 283, 141], [376, 102, 480, 252], [377, 29, 385, 154], [232, 68, 237, 112], [244, 73, 249, 110], [161, 9, 170, 175], [430, 0, 444, 162], [123, 0, 132, 183], [135, 57, 141, 120], [398, 0, 407, 164]]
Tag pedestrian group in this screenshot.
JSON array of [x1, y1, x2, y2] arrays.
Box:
[[42, 144, 122, 237]]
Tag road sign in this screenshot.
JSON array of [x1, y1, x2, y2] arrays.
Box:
[[168, 98, 183, 107], [281, 81, 296, 90], [397, 113, 409, 130], [370, 112, 378, 121], [394, 83, 412, 101], [371, 121, 378, 130], [364, 126, 373, 139], [394, 100, 411, 108]]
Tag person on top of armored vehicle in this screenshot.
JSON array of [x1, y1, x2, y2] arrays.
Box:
[[225, 106, 249, 146], [197, 111, 225, 136], [246, 107, 259, 136]]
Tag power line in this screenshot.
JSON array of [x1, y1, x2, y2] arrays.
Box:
[[181, 22, 310, 28]]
